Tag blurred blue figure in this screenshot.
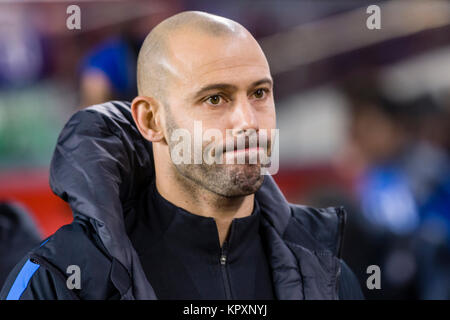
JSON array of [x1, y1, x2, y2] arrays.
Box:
[[0, 14, 44, 88], [359, 164, 420, 236], [343, 85, 450, 299], [79, 36, 138, 107], [409, 142, 450, 299]]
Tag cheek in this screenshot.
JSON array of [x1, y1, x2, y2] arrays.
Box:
[[257, 107, 276, 130], [166, 102, 197, 131]]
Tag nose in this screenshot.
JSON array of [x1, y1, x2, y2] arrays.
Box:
[[229, 97, 258, 137]]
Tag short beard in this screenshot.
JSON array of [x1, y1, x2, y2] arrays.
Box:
[[164, 107, 265, 198], [174, 162, 264, 197]]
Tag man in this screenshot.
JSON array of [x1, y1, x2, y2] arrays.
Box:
[[1, 11, 363, 300]]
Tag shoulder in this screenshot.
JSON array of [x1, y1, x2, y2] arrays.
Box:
[[338, 259, 365, 300], [36, 220, 113, 274], [1, 220, 121, 300], [286, 205, 364, 299], [285, 204, 346, 257]]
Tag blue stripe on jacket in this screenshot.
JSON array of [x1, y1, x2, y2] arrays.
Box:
[[5, 259, 40, 300]]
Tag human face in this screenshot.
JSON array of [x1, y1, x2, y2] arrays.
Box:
[[162, 28, 276, 197]]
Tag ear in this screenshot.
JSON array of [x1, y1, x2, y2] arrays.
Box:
[[131, 96, 165, 142]]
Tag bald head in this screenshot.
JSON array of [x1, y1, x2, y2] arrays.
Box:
[[136, 11, 250, 100]]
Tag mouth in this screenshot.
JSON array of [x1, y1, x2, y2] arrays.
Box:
[[208, 137, 271, 161], [222, 138, 261, 154], [228, 146, 264, 154], [222, 138, 270, 164]]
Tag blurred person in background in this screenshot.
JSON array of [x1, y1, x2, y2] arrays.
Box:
[[0, 10, 45, 89], [78, 20, 147, 107], [338, 78, 450, 299], [401, 93, 450, 299]]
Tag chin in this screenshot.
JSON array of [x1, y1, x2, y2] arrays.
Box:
[[220, 164, 265, 197], [174, 162, 265, 198]]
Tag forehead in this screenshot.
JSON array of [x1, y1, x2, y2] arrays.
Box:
[[166, 28, 271, 88]]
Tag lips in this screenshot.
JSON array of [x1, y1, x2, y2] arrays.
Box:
[[209, 136, 271, 160], [231, 147, 263, 153], [222, 137, 260, 154]]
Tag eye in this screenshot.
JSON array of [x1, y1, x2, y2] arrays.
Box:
[[206, 95, 223, 106], [253, 88, 267, 99]]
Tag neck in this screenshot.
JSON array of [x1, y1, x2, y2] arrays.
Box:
[[154, 165, 255, 247]]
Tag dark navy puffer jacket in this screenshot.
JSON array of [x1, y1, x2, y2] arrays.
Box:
[[0, 101, 364, 300]]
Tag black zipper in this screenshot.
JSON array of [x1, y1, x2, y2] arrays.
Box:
[[220, 241, 233, 299]]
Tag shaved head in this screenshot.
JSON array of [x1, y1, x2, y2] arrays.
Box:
[[137, 11, 248, 101]]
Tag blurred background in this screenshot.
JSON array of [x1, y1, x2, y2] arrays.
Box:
[[0, 0, 449, 299]]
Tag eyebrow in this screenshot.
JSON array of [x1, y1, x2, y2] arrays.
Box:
[[250, 78, 273, 89], [192, 77, 273, 100]]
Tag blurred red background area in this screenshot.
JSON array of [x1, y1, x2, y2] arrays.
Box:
[[0, 166, 346, 238], [0, 169, 72, 238]]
